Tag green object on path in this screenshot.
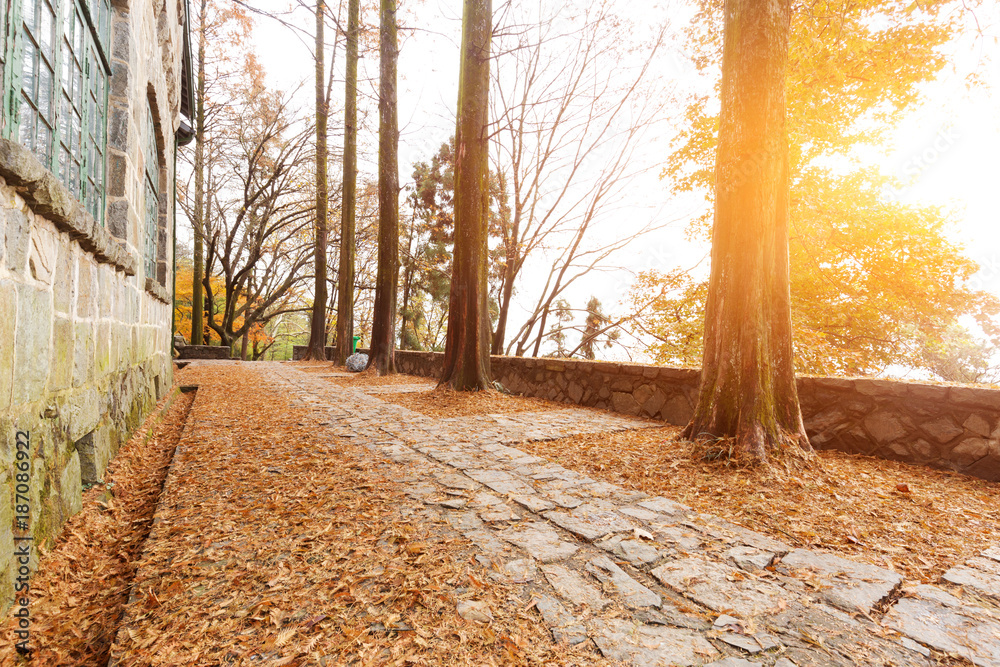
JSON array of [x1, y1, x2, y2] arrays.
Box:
[[352, 336, 361, 354]]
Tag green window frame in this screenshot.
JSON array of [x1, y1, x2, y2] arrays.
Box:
[[2, 0, 112, 224], [143, 104, 158, 281]]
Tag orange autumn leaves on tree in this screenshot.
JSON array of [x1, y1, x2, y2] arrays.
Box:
[[633, 0, 999, 379], [173, 259, 275, 352]]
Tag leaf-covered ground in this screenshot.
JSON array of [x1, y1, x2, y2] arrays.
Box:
[[6, 361, 997, 665], [104, 364, 614, 666]]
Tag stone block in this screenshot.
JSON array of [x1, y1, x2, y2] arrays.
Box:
[[611, 391, 640, 416], [643, 387, 666, 418], [76, 259, 95, 319], [804, 406, 848, 435], [541, 563, 609, 610], [586, 555, 661, 608], [963, 413, 992, 438], [4, 207, 30, 273], [51, 240, 74, 314], [48, 316, 74, 392], [863, 411, 907, 443], [964, 454, 1000, 482], [566, 381, 583, 404], [60, 451, 82, 518], [106, 200, 129, 241], [608, 375, 633, 392], [921, 416, 964, 444], [27, 223, 58, 285], [66, 387, 100, 442], [591, 619, 719, 666], [660, 395, 693, 425], [884, 588, 1000, 667], [13, 285, 52, 405], [533, 594, 587, 645], [948, 437, 990, 467], [950, 386, 1000, 410], [0, 281, 14, 410], [73, 321, 95, 387], [0, 478, 12, 599], [96, 320, 112, 375], [778, 549, 901, 613], [76, 425, 111, 484], [634, 383, 654, 408], [907, 382, 949, 402], [653, 557, 788, 617]]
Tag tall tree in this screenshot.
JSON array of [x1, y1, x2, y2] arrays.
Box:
[[334, 0, 361, 365], [191, 0, 208, 345], [439, 0, 492, 390], [682, 0, 809, 458], [367, 0, 399, 374], [303, 0, 330, 361]]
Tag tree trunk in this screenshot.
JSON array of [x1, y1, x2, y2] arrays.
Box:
[[681, 0, 810, 459], [491, 255, 516, 355], [367, 0, 399, 375], [304, 0, 329, 361], [191, 0, 207, 346], [440, 0, 492, 391], [334, 0, 360, 366]]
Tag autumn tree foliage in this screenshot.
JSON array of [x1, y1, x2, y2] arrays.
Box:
[[639, 0, 999, 379], [196, 82, 314, 355], [439, 0, 493, 391]]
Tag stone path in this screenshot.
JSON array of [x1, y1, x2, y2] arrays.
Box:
[[142, 362, 1000, 665]]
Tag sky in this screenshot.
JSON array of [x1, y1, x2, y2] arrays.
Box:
[[242, 0, 1000, 364]]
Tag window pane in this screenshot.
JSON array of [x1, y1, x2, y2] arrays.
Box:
[[23, 0, 37, 34], [18, 109, 36, 152], [36, 121, 51, 164], [39, 1, 54, 53], [21, 37, 36, 98], [37, 61, 53, 121]]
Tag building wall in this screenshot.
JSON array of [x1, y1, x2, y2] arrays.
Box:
[[388, 350, 1000, 482], [0, 0, 187, 608]]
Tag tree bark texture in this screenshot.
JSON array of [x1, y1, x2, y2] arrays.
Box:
[[368, 0, 399, 375], [304, 0, 329, 361], [682, 0, 810, 458], [440, 0, 492, 390], [191, 0, 207, 346], [334, 0, 360, 365]]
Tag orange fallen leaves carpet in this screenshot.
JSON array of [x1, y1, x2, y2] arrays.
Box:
[[81, 364, 611, 666]]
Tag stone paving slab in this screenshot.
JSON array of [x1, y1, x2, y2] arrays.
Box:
[[164, 362, 1000, 666]]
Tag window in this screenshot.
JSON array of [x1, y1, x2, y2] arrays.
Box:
[[144, 104, 158, 281], [2, 0, 112, 223]]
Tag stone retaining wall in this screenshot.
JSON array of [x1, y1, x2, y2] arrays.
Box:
[[0, 0, 189, 609], [387, 350, 1000, 482]]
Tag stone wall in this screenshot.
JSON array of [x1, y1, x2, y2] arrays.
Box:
[[0, 0, 189, 609], [388, 350, 1000, 482]]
